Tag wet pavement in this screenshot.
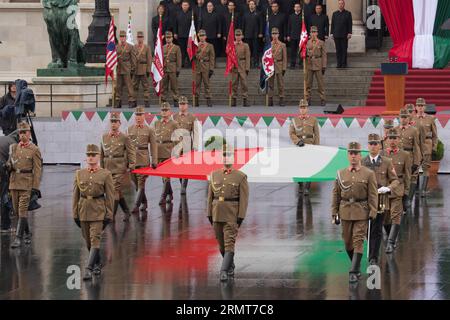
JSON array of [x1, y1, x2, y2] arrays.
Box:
[[1, 166, 450, 300]]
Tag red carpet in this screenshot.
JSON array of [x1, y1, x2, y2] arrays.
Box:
[[366, 68, 450, 107]]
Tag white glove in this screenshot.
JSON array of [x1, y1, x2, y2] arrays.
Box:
[[378, 186, 391, 194]]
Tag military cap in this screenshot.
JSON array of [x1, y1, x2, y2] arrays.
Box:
[[383, 119, 394, 129], [86, 144, 101, 155], [368, 133, 381, 143], [416, 97, 426, 105], [137, 31, 144, 38], [198, 29, 206, 36], [235, 29, 243, 36], [178, 96, 188, 104], [387, 128, 399, 138], [135, 106, 146, 115], [160, 101, 171, 110], [399, 108, 409, 118], [299, 99, 308, 107], [110, 112, 121, 121], [271, 27, 279, 34], [119, 30, 126, 37], [165, 30, 173, 37], [17, 121, 31, 132], [347, 142, 362, 152], [310, 26, 318, 33]]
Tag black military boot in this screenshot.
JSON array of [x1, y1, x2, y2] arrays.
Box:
[[180, 179, 188, 195], [304, 182, 311, 196], [279, 98, 285, 106], [194, 97, 200, 107], [140, 193, 148, 211], [119, 198, 131, 222], [409, 183, 416, 201], [298, 182, 304, 194], [415, 176, 420, 194], [159, 180, 168, 205], [243, 98, 250, 107], [385, 224, 400, 254], [206, 98, 212, 107], [383, 224, 391, 240], [10, 218, 25, 249], [402, 195, 411, 214], [420, 176, 429, 198], [231, 98, 237, 107], [129, 101, 137, 108], [144, 101, 150, 108], [349, 253, 363, 283], [92, 249, 102, 276], [346, 249, 354, 262], [220, 252, 234, 282], [166, 180, 174, 203], [83, 249, 98, 281], [132, 189, 144, 214], [268, 97, 273, 107], [23, 218, 32, 245]]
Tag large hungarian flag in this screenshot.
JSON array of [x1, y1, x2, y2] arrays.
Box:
[[150, 16, 164, 95], [187, 18, 198, 61], [225, 19, 237, 76], [134, 145, 369, 183], [379, 0, 450, 69], [299, 17, 308, 60]]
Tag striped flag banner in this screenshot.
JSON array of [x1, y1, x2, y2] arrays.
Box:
[[105, 17, 117, 85], [151, 16, 164, 95]]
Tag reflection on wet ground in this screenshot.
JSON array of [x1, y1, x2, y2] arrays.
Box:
[[1, 166, 450, 300]]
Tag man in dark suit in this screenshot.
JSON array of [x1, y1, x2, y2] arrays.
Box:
[[310, 3, 329, 41], [166, 0, 182, 22], [151, 4, 171, 48], [202, 1, 223, 57], [175, 0, 195, 67], [277, 0, 295, 16], [287, 2, 302, 69], [242, 0, 263, 68], [303, 0, 317, 33], [268, 1, 287, 42], [331, 0, 352, 68], [194, 0, 207, 29]]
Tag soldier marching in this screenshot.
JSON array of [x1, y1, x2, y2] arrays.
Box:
[[116, 30, 137, 108]]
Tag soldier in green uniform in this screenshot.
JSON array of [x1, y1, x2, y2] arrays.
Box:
[[231, 29, 251, 107], [172, 96, 199, 195], [268, 27, 287, 107], [127, 106, 158, 213], [332, 142, 378, 283], [395, 108, 421, 210], [411, 98, 438, 197], [362, 133, 399, 265], [305, 26, 327, 106], [100, 112, 136, 222], [133, 31, 152, 108], [381, 129, 411, 254], [207, 145, 249, 281], [289, 99, 320, 195], [7, 122, 42, 249], [162, 31, 182, 107], [152, 102, 179, 205], [73, 144, 114, 281], [194, 29, 215, 107], [116, 30, 137, 108]]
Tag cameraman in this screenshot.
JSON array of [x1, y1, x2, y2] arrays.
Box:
[[0, 82, 16, 111]]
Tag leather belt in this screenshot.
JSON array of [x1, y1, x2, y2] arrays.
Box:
[[138, 147, 149, 150], [300, 135, 314, 139], [15, 169, 32, 174], [239, 58, 246, 60], [342, 198, 366, 204], [199, 59, 209, 62], [139, 62, 147, 64], [404, 147, 413, 151], [108, 155, 124, 159], [214, 196, 239, 202], [81, 194, 105, 200], [425, 137, 432, 140], [158, 140, 172, 144]]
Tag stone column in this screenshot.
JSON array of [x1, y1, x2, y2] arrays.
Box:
[[326, 0, 365, 53]]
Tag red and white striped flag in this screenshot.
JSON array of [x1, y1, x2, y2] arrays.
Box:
[[105, 17, 117, 85], [151, 16, 164, 96], [299, 17, 308, 60], [225, 18, 237, 76], [187, 17, 198, 61]]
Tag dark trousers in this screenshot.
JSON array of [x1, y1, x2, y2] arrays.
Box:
[[368, 212, 384, 261], [334, 37, 349, 67], [245, 38, 261, 65], [207, 38, 221, 58], [289, 39, 300, 67], [0, 167, 11, 230], [178, 37, 189, 66]]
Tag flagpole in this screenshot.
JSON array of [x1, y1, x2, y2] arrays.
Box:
[[159, 13, 163, 107], [265, 10, 269, 108], [228, 12, 234, 108], [302, 5, 307, 100], [191, 13, 196, 108], [112, 14, 116, 109]]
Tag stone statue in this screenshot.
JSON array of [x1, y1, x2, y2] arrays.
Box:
[[43, 0, 86, 69]]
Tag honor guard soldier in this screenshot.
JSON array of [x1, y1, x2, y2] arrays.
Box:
[[395, 108, 421, 209], [381, 129, 411, 254], [172, 96, 199, 195], [405, 103, 417, 119], [412, 98, 438, 197], [127, 106, 158, 213], [207, 145, 249, 282], [8, 122, 42, 249], [362, 134, 399, 265], [194, 29, 215, 107], [381, 119, 395, 150], [162, 31, 182, 107], [289, 99, 320, 195], [116, 30, 137, 108], [305, 26, 327, 106], [100, 112, 136, 222], [73, 144, 114, 281], [268, 27, 287, 107], [332, 142, 378, 283], [152, 102, 179, 205], [133, 31, 152, 108], [231, 29, 251, 107]]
